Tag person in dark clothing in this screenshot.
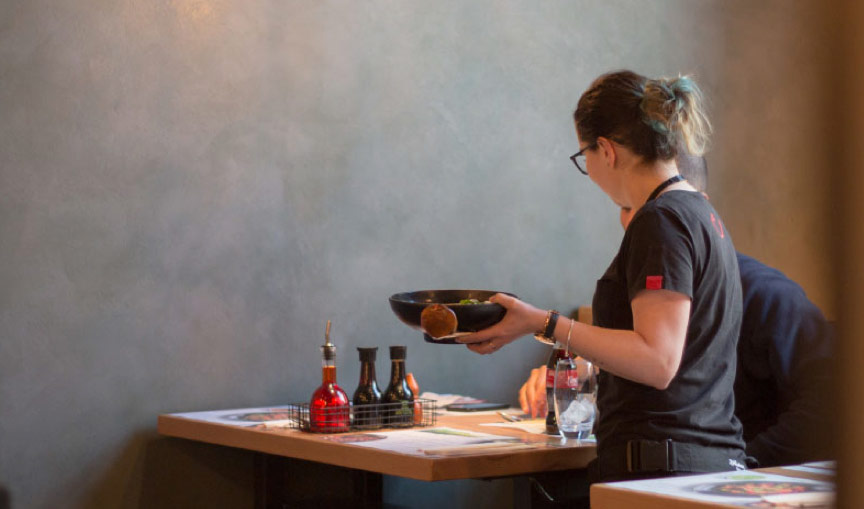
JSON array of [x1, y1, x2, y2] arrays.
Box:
[[459, 70, 747, 484], [519, 154, 834, 469], [735, 254, 833, 466]]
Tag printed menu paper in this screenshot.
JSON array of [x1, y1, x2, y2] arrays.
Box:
[[607, 469, 834, 506], [169, 406, 299, 427], [321, 427, 531, 456]]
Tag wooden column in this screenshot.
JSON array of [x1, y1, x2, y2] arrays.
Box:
[[835, 0, 864, 506]]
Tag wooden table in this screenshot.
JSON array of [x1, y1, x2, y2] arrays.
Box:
[[158, 410, 597, 507], [590, 464, 835, 508]]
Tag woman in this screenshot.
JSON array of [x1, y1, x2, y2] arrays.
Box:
[[459, 70, 746, 482]]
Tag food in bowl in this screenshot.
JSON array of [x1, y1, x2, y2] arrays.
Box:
[[388, 290, 516, 344], [420, 304, 458, 339]]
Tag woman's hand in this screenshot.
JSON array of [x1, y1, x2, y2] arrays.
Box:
[[518, 365, 548, 417], [456, 293, 545, 354]]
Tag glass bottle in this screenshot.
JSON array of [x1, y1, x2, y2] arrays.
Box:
[[545, 347, 572, 434], [554, 356, 596, 440], [381, 345, 414, 428], [309, 321, 350, 432], [352, 347, 382, 429]]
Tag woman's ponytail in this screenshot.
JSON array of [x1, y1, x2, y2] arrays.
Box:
[[575, 70, 711, 162], [640, 75, 711, 157]]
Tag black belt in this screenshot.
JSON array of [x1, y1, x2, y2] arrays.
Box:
[[597, 439, 746, 476]]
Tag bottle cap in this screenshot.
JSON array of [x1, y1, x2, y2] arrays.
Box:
[[357, 347, 378, 361], [322, 344, 336, 360], [389, 345, 407, 360]]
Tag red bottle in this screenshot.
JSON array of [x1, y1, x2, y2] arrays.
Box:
[[309, 321, 350, 432]]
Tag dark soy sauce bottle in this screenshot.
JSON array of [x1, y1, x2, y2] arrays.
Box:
[[352, 347, 382, 429], [381, 345, 414, 428]]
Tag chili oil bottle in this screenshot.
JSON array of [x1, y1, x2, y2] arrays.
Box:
[[309, 321, 350, 432]]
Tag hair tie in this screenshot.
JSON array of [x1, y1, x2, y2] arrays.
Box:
[[669, 76, 695, 111]]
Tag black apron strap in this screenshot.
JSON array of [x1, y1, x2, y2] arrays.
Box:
[[597, 439, 746, 478], [646, 174, 685, 202]]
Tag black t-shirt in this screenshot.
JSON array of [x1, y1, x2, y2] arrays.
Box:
[[592, 190, 745, 455]]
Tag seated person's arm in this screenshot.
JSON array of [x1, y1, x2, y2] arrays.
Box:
[[519, 364, 547, 418]]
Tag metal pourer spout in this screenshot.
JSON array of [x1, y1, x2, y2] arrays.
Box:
[[322, 320, 335, 360]]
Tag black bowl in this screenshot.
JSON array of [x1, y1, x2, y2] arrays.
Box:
[[389, 289, 516, 344]]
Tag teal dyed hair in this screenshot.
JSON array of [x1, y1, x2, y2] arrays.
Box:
[[647, 118, 669, 134], [639, 74, 711, 157]]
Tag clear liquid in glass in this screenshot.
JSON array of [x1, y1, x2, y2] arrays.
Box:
[[553, 357, 597, 440]]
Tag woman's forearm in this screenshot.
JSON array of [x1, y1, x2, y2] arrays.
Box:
[[545, 293, 690, 389], [563, 322, 677, 389], [458, 292, 689, 389]]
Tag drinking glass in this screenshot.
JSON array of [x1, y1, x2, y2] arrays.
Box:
[[553, 357, 597, 441]]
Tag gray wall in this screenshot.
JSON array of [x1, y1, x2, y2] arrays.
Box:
[[0, 1, 833, 508]]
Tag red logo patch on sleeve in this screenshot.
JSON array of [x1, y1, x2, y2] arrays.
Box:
[[646, 275, 663, 290], [710, 213, 725, 238]]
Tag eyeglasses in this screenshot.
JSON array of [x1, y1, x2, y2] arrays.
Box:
[[569, 144, 596, 175]]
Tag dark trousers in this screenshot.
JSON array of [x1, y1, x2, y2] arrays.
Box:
[[528, 469, 591, 509], [527, 440, 749, 509]]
